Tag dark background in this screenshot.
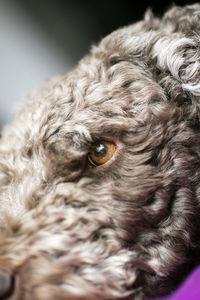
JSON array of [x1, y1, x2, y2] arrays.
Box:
[[16, 0, 195, 62], [0, 0, 196, 128]]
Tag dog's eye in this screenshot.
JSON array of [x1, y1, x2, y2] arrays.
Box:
[[88, 141, 116, 167]]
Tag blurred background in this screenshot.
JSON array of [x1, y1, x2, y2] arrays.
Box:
[[0, 0, 194, 129]]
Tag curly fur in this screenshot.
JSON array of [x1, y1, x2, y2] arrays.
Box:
[[1, 4, 200, 300]]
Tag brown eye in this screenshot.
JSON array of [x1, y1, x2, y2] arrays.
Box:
[[88, 141, 116, 167]]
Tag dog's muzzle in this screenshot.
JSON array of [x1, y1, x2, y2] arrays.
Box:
[[0, 270, 20, 300]]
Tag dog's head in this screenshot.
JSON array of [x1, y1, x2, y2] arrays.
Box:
[[1, 4, 200, 300]]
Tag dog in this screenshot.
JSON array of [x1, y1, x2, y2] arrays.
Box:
[[1, 4, 200, 300]]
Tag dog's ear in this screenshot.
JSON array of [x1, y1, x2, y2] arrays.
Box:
[[152, 33, 200, 97], [98, 4, 200, 102], [151, 4, 200, 97]]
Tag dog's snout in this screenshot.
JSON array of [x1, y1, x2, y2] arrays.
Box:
[[0, 270, 15, 299]]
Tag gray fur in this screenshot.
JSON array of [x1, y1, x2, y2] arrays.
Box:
[[1, 4, 200, 299]]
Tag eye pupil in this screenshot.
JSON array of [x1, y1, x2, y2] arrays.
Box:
[[93, 143, 108, 158]]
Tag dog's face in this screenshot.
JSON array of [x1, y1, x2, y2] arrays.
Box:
[[1, 4, 200, 300]]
